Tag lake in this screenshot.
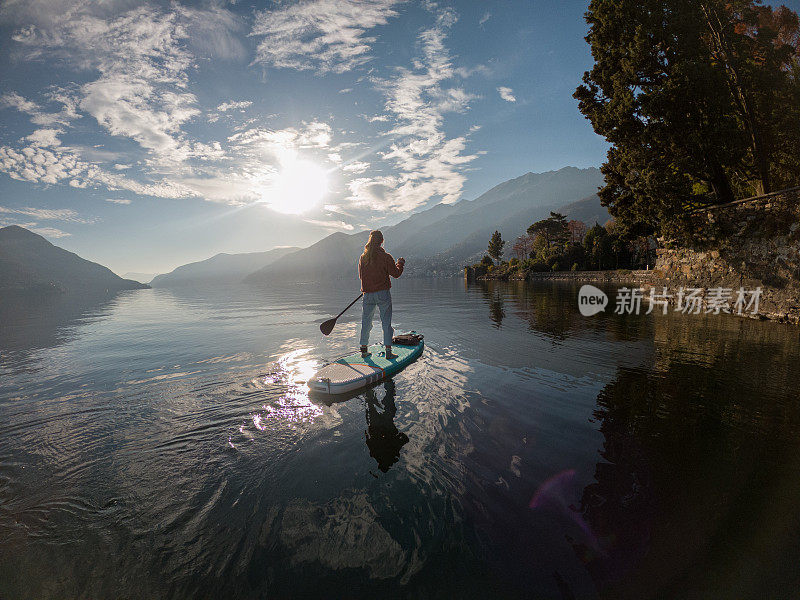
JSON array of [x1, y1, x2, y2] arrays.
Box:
[[1, 278, 799, 599]]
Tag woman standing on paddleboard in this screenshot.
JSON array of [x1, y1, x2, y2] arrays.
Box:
[[358, 230, 404, 359]]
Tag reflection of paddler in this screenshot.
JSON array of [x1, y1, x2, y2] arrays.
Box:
[[364, 378, 409, 473]]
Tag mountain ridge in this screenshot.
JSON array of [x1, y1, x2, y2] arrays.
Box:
[[0, 225, 148, 293], [151, 246, 300, 287], [247, 166, 606, 282]]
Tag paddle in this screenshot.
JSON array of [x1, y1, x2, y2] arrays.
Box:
[[320, 293, 363, 336]]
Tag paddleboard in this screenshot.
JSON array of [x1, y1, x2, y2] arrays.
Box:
[[308, 334, 424, 395]]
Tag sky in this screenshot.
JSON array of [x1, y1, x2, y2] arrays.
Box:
[[0, 0, 613, 275]]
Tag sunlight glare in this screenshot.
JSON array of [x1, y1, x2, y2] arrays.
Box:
[[264, 159, 328, 214]]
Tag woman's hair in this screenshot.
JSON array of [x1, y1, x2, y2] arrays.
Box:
[[360, 230, 384, 266]]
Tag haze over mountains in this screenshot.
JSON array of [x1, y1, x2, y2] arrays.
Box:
[[123, 272, 158, 284], [248, 166, 607, 282], [0, 167, 606, 293], [0, 226, 147, 293], [151, 247, 299, 287]]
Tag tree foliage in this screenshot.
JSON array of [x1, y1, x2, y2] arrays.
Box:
[[472, 218, 650, 274], [487, 230, 505, 264], [527, 212, 569, 249], [567, 219, 588, 244], [575, 0, 800, 235], [512, 234, 535, 259]]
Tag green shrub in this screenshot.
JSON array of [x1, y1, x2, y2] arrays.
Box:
[[480, 255, 494, 266], [528, 260, 548, 272], [571, 262, 579, 271]]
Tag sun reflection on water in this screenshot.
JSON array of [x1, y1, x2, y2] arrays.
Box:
[[230, 349, 323, 448]]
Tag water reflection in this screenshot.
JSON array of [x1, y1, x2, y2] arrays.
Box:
[[364, 379, 409, 473], [480, 284, 506, 328], [0, 291, 121, 373], [469, 280, 653, 342], [574, 312, 800, 598], [3, 280, 800, 598]]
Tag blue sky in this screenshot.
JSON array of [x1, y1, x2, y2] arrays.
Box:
[[0, 0, 615, 274]]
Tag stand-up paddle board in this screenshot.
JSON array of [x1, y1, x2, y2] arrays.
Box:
[[309, 333, 423, 395]]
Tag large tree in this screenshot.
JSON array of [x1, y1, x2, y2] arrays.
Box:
[[487, 230, 505, 264], [575, 0, 800, 235], [527, 212, 569, 250]]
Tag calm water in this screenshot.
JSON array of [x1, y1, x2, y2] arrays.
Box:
[[1, 279, 799, 599]]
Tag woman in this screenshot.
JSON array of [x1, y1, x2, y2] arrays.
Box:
[[358, 230, 405, 359]]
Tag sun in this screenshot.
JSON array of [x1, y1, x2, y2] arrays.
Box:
[[264, 159, 328, 214]]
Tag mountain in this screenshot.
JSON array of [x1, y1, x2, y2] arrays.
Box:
[[247, 167, 605, 282], [151, 247, 299, 287], [408, 193, 610, 275], [123, 272, 157, 284], [244, 232, 367, 284], [391, 167, 604, 257], [0, 225, 148, 293], [558, 194, 610, 227]]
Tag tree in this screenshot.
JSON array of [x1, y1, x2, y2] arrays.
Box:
[[701, 2, 800, 193], [527, 212, 569, 250], [575, 0, 800, 234], [583, 223, 614, 270], [487, 231, 505, 264], [567, 220, 588, 244], [512, 234, 535, 259]]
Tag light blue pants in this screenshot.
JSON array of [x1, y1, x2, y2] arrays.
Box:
[[360, 290, 394, 346]]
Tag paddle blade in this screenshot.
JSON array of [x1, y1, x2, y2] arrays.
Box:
[[320, 317, 337, 336]]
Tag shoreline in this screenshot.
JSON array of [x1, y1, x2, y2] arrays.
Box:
[[469, 268, 798, 325]]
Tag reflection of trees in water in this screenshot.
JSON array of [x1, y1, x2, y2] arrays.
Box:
[[475, 282, 506, 327], [470, 280, 653, 341], [365, 378, 409, 473], [576, 316, 800, 598]]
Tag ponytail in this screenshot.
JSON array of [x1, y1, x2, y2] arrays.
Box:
[[360, 230, 384, 266]]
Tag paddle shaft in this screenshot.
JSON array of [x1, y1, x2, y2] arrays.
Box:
[[335, 293, 363, 319]]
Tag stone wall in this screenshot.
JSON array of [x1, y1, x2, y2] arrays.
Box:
[[525, 270, 653, 283], [468, 266, 654, 283], [653, 186, 800, 323]]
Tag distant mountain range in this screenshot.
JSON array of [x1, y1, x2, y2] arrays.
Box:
[[248, 166, 607, 282], [0, 167, 607, 293], [123, 272, 158, 284], [151, 247, 299, 287], [0, 225, 148, 293]]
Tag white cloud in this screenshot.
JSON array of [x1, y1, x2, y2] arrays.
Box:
[[342, 161, 370, 174], [357, 12, 478, 212], [251, 0, 405, 74], [0, 0, 483, 228], [25, 128, 62, 147], [29, 226, 71, 238], [0, 140, 196, 197], [0, 91, 79, 126], [303, 218, 355, 231], [105, 198, 131, 204], [479, 11, 491, 26], [0, 205, 95, 223], [497, 86, 516, 102], [6, 3, 240, 169], [217, 100, 252, 112], [0, 2, 256, 203]]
